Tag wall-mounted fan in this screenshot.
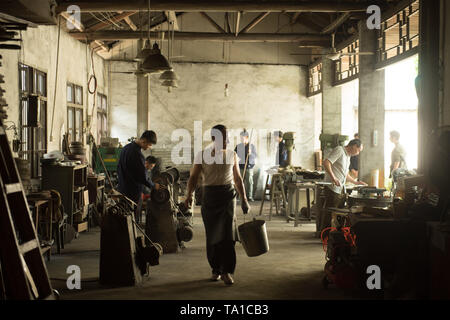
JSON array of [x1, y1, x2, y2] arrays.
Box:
[[291, 34, 374, 61]]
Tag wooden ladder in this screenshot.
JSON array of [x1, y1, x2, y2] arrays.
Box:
[[0, 123, 54, 300]]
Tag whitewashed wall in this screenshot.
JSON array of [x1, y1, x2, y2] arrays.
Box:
[[0, 25, 108, 161]]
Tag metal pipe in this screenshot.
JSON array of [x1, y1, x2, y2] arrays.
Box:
[[70, 31, 331, 42]]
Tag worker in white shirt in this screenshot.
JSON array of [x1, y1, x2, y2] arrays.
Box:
[[319, 139, 367, 233]]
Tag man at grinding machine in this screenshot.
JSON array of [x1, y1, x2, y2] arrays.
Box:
[[319, 139, 367, 231], [117, 131, 161, 223]]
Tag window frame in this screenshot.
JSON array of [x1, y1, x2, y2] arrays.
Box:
[[375, 0, 420, 69], [18, 63, 48, 178], [96, 93, 108, 144], [307, 60, 323, 97], [334, 36, 360, 86], [67, 82, 84, 144]]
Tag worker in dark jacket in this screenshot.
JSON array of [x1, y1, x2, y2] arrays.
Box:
[[117, 130, 160, 223], [275, 130, 288, 167]]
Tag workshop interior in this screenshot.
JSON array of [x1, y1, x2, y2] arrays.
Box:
[[0, 0, 450, 302]]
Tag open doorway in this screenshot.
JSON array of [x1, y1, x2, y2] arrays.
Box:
[[384, 55, 419, 184]]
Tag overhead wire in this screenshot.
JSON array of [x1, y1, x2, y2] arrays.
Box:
[[49, 15, 62, 142]]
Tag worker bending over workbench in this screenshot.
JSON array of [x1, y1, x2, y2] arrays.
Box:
[[318, 139, 367, 232]]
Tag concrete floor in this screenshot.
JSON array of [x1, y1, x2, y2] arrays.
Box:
[[46, 201, 364, 300]]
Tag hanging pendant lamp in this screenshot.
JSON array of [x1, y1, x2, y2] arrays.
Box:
[[141, 42, 171, 74], [134, 39, 153, 62], [159, 68, 179, 81], [161, 79, 178, 88]]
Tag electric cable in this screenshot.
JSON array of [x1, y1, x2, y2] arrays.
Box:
[[49, 15, 61, 142], [88, 48, 98, 95]]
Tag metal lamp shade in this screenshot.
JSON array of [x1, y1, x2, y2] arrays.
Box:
[[161, 80, 178, 88], [141, 43, 171, 74], [159, 69, 179, 81], [134, 40, 153, 62]]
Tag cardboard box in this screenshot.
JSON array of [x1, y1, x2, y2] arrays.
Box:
[[74, 221, 88, 233], [83, 190, 90, 205]]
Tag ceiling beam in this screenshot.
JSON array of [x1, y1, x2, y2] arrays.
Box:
[[240, 12, 270, 34], [59, 13, 109, 51], [60, 11, 84, 31], [164, 11, 179, 30], [123, 16, 137, 31], [69, 30, 331, 43], [56, 1, 373, 13], [297, 14, 326, 32], [86, 11, 137, 31], [225, 12, 231, 33], [291, 12, 301, 24], [199, 12, 226, 33], [321, 12, 351, 34], [235, 11, 241, 36]]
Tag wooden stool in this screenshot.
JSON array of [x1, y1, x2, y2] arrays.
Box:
[[259, 173, 287, 220]]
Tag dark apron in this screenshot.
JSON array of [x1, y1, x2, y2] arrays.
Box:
[[201, 185, 239, 246]]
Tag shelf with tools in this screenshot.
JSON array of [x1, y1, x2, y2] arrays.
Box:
[[41, 164, 88, 233]]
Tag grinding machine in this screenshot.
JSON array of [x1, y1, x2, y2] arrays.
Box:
[[146, 167, 194, 253]]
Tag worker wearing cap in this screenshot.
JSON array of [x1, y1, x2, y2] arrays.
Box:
[[117, 130, 160, 223]]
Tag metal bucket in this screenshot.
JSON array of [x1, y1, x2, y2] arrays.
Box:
[[238, 218, 269, 257]]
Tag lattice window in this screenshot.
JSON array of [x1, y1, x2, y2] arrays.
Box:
[[308, 62, 322, 96], [67, 83, 84, 143], [335, 39, 359, 84], [18, 64, 47, 178], [377, 0, 419, 64]]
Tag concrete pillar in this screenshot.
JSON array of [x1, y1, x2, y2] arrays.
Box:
[[418, 0, 440, 172], [358, 21, 385, 184], [444, 0, 450, 126], [321, 58, 342, 135], [136, 39, 149, 137], [136, 75, 149, 136]]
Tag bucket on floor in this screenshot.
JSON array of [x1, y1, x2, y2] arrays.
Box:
[[238, 218, 269, 257]]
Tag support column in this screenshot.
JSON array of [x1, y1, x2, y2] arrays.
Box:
[[321, 58, 342, 135], [358, 21, 385, 184], [136, 39, 149, 137], [418, 0, 440, 172], [444, 0, 450, 126]]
